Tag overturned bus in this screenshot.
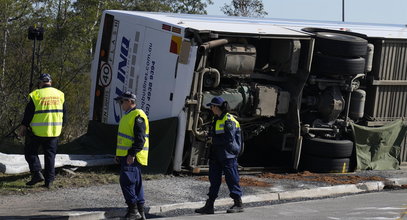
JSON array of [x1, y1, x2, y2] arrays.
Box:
[[89, 10, 407, 173]]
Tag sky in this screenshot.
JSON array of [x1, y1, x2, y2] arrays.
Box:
[[206, 0, 407, 25]]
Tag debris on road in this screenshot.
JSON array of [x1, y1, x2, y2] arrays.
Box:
[[258, 171, 387, 185], [196, 176, 272, 187], [197, 171, 388, 187]]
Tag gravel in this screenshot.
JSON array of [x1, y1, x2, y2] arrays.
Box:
[[1, 169, 406, 219]]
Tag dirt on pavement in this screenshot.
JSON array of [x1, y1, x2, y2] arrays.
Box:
[[259, 171, 387, 185], [197, 171, 388, 187], [196, 176, 272, 187]]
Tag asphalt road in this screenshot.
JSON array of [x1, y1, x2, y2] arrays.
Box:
[[1, 169, 406, 219], [158, 189, 407, 220]]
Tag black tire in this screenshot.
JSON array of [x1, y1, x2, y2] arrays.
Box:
[[301, 27, 368, 39], [315, 32, 368, 57], [300, 154, 352, 173], [303, 138, 354, 158], [312, 53, 366, 75], [238, 137, 245, 157]]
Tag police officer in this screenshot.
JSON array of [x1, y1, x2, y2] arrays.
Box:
[[114, 91, 149, 220], [195, 96, 244, 214], [18, 73, 65, 189]]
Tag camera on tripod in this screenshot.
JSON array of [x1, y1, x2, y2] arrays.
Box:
[[28, 26, 44, 41]]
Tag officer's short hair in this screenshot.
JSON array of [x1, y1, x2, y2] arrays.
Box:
[[38, 73, 52, 82], [114, 91, 137, 103]]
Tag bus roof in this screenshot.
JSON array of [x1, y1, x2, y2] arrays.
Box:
[[107, 10, 407, 39]]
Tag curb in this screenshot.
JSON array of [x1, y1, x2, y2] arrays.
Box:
[[5, 211, 106, 220], [387, 177, 407, 186], [60, 211, 106, 220], [11, 178, 407, 219], [145, 181, 386, 215]]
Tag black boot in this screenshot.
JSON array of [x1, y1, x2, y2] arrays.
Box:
[[226, 197, 244, 213], [137, 203, 146, 220], [195, 199, 215, 214], [26, 171, 44, 186], [124, 203, 142, 220], [42, 181, 53, 189]]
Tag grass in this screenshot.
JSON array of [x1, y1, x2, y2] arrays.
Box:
[[0, 165, 120, 195], [0, 137, 120, 195], [0, 165, 169, 196], [1, 138, 168, 195]]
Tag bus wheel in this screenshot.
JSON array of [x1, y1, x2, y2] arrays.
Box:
[[315, 32, 368, 57], [300, 154, 352, 173], [312, 53, 365, 75], [302, 137, 354, 158]]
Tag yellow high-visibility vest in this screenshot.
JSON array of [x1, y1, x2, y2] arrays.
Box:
[[215, 113, 240, 134], [116, 109, 149, 166], [29, 87, 64, 137]]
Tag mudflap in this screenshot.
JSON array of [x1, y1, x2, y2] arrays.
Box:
[[144, 117, 178, 174], [59, 120, 118, 155], [59, 118, 178, 174]]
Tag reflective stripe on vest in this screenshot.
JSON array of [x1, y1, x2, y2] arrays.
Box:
[[116, 109, 149, 166], [29, 87, 64, 137], [215, 113, 240, 134]]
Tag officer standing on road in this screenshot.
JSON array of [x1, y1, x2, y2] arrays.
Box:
[[195, 96, 244, 214], [114, 91, 149, 220], [18, 73, 65, 189]]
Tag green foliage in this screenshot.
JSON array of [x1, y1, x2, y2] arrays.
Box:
[[0, 0, 213, 145], [169, 0, 214, 14], [221, 0, 268, 17], [0, 166, 120, 195], [0, 0, 38, 141]]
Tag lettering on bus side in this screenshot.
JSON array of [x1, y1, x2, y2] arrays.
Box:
[[113, 36, 130, 123]]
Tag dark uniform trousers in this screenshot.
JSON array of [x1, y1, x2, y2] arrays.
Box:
[[119, 157, 145, 205], [24, 135, 58, 183], [208, 157, 243, 201]]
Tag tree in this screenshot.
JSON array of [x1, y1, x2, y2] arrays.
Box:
[[169, 0, 213, 14], [0, 0, 214, 147], [0, 0, 38, 140], [221, 0, 268, 17]]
